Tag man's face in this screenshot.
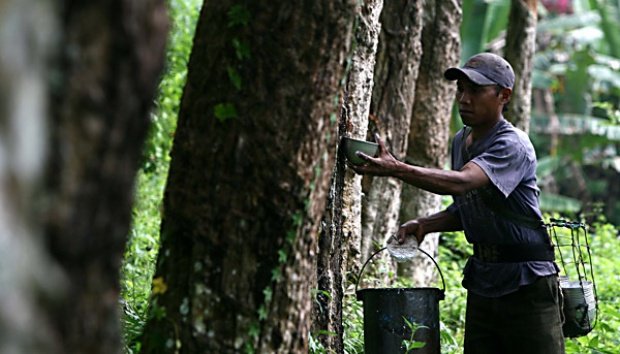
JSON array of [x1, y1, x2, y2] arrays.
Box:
[[455, 78, 508, 127]]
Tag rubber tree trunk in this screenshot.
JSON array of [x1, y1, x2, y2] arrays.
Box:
[[139, 1, 356, 353], [360, 0, 424, 265], [0, 1, 63, 353], [43, 1, 168, 353], [398, 0, 461, 285], [505, 0, 538, 133], [313, 0, 383, 352]]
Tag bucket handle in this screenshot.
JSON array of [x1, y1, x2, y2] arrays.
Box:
[[355, 246, 446, 295]]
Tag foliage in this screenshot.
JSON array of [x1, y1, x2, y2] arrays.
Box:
[[340, 287, 366, 353], [120, 171, 167, 353], [120, 0, 202, 352], [141, 0, 201, 175], [437, 231, 470, 354], [562, 220, 620, 353], [461, 0, 620, 223], [461, 0, 510, 62], [402, 317, 427, 352], [532, 2, 620, 223]]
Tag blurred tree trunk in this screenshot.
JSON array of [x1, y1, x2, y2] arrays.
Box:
[[139, 1, 356, 353], [505, 0, 537, 132], [398, 0, 461, 285], [533, 88, 560, 155], [44, 0, 168, 353], [0, 1, 63, 353], [360, 0, 424, 264], [313, 0, 383, 351]]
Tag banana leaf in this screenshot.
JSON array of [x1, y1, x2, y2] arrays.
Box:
[[531, 113, 620, 141], [539, 191, 582, 213], [589, 0, 620, 57]]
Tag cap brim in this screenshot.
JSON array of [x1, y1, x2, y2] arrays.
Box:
[[444, 67, 496, 86]]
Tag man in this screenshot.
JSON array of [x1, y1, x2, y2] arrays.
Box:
[[351, 53, 565, 354]]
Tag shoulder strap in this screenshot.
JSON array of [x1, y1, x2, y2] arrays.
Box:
[[480, 190, 545, 229], [460, 126, 472, 162]]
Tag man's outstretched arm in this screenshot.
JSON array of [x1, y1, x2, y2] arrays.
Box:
[[350, 134, 489, 196]]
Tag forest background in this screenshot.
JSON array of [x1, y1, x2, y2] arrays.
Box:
[[121, 0, 620, 353]]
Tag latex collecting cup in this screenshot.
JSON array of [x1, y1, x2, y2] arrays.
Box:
[[342, 137, 378, 165], [386, 235, 419, 262]]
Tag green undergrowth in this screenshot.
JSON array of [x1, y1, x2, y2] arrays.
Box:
[[120, 0, 202, 353]]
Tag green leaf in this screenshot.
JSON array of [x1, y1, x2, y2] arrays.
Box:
[[227, 66, 242, 90], [539, 192, 582, 213], [292, 212, 303, 227], [263, 287, 272, 303], [271, 267, 282, 282], [248, 322, 260, 339], [257, 305, 267, 320], [232, 39, 251, 60], [228, 5, 251, 28], [214, 103, 238, 122], [536, 155, 564, 177], [286, 230, 296, 243]]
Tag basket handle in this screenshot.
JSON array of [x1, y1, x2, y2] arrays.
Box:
[[355, 246, 446, 295]]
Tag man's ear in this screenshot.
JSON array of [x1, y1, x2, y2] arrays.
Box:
[[500, 87, 512, 105]]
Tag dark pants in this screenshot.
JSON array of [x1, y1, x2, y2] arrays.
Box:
[[464, 275, 565, 354]]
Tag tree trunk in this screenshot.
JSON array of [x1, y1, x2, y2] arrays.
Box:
[[140, 2, 356, 353], [505, 0, 537, 132], [398, 0, 461, 285], [43, 1, 168, 353], [313, 0, 383, 351], [0, 1, 64, 353], [360, 0, 424, 265], [533, 88, 560, 155]]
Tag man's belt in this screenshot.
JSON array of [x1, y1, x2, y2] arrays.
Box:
[[473, 243, 555, 263]]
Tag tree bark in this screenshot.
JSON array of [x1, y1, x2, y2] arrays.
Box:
[[533, 88, 560, 155], [398, 0, 461, 285], [0, 1, 64, 353], [505, 0, 538, 132], [313, 0, 383, 352], [43, 1, 168, 353], [360, 0, 424, 265], [140, 2, 356, 353]]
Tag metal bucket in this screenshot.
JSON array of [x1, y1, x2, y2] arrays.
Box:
[[550, 219, 599, 338], [560, 277, 597, 338], [356, 247, 445, 354]]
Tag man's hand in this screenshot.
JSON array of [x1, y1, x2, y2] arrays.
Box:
[[348, 134, 402, 177], [396, 219, 425, 245]]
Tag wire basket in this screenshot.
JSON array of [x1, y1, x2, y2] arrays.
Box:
[[548, 218, 598, 338]]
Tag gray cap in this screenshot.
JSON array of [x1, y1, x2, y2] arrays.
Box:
[[444, 53, 515, 89]]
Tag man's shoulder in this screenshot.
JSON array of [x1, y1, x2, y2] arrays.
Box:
[[494, 121, 534, 150]]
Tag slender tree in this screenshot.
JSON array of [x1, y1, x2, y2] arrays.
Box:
[[140, 1, 357, 353], [360, 0, 424, 263], [505, 0, 538, 132], [313, 0, 383, 351], [398, 0, 461, 284]]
